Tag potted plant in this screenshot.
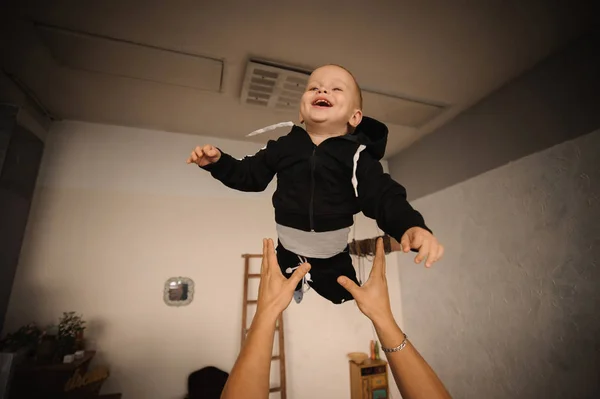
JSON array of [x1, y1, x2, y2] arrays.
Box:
[[35, 325, 59, 364], [57, 312, 86, 357], [0, 323, 42, 354]]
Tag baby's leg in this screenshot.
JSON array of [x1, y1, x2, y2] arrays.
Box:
[[276, 241, 359, 304], [306, 248, 359, 304]]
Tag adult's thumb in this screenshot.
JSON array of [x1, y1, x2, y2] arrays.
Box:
[[288, 263, 311, 288], [337, 276, 359, 295]]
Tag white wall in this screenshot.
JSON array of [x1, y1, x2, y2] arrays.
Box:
[[388, 31, 600, 399], [389, 31, 600, 200], [396, 129, 600, 398], [3, 120, 405, 399]]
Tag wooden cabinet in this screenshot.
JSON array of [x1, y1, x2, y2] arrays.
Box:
[[9, 351, 96, 399], [349, 359, 389, 399]]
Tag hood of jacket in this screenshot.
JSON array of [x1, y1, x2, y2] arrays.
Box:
[[344, 116, 388, 160]]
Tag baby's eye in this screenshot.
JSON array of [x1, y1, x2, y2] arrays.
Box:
[[333, 88, 342, 91], [308, 87, 318, 91]]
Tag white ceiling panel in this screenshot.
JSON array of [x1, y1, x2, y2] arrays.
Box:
[[36, 23, 223, 92]]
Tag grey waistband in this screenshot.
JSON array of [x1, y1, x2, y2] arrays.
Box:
[[276, 224, 350, 259]]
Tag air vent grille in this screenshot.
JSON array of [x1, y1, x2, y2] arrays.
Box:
[[241, 61, 309, 110]]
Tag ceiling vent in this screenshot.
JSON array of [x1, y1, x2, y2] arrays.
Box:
[[240, 60, 310, 111], [240, 59, 446, 127]]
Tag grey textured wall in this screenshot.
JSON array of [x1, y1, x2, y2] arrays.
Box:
[[388, 30, 600, 200], [399, 129, 600, 399]]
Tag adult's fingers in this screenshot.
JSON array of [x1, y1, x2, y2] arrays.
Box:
[[265, 239, 279, 276], [337, 276, 360, 298], [371, 238, 386, 277], [260, 239, 268, 275], [287, 263, 311, 290]]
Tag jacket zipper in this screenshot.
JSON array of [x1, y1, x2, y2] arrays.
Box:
[[309, 146, 316, 232]]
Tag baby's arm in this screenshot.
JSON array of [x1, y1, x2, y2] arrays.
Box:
[[356, 154, 444, 266], [187, 141, 277, 192]]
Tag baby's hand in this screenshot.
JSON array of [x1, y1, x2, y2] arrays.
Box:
[[400, 227, 444, 268], [186, 145, 221, 167]]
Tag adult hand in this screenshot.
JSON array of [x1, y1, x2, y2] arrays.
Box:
[[337, 238, 394, 324], [400, 227, 444, 267], [186, 145, 221, 167], [339, 240, 454, 399], [256, 239, 311, 320]]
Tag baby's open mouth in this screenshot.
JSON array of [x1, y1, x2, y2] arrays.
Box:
[[312, 99, 332, 107]]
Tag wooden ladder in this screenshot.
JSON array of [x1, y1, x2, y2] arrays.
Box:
[[241, 254, 287, 399]]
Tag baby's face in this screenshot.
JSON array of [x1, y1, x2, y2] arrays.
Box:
[[299, 65, 362, 133]]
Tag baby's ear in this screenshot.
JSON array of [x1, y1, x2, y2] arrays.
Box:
[[348, 109, 363, 128]]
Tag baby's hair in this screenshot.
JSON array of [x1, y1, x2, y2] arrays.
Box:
[[314, 64, 363, 109]]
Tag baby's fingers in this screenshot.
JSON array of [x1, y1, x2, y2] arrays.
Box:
[[203, 145, 218, 158], [429, 244, 445, 266], [187, 147, 205, 165], [415, 240, 430, 264], [425, 242, 438, 267]]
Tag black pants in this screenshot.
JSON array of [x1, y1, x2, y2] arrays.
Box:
[[276, 241, 360, 304]]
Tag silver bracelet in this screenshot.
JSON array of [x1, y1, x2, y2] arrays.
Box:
[[381, 333, 408, 353]]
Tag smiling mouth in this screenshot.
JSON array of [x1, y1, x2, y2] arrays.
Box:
[[312, 99, 332, 107]]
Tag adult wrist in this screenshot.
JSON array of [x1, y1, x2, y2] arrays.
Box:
[[372, 314, 399, 332], [372, 315, 406, 348], [369, 309, 396, 327], [254, 307, 280, 327]]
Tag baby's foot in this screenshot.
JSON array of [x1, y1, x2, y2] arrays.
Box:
[[293, 289, 304, 304]]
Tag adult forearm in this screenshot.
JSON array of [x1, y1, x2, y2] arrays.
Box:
[[221, 311, 278, 399], [373, 317, 452, 399]]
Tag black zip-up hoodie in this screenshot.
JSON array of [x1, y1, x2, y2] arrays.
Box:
[[202, 117, 430, 242]]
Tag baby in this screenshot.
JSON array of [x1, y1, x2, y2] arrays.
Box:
[[187, 65, 443, 304]]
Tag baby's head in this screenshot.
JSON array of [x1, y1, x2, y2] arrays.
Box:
[[300, 65, 363, 135]]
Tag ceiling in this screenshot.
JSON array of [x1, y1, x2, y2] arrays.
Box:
[[0, 0, 595, 157]]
